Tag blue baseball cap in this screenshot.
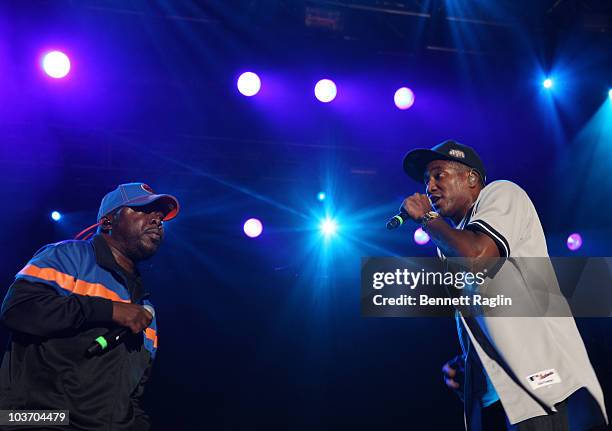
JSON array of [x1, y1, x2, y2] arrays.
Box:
[[97, 183, 179, 222]]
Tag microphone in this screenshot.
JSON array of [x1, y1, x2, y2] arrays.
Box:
[[86, 305, 154, 357], [386, 209, 410, 230]]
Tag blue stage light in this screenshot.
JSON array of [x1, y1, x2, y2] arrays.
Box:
[[317, 192, 326, 201], [567, 233, 582, 251], [237, 72, 261, 97], [320, 218, 338, 237], [394, 87, 415, 110], [543, 78, 553, 89], [608, 88, 612, 101], [243, 218, 263, 238], [42, 51, 70, 79], [50, 211, 62, 221], [413, 227, 430, 245], [314, 79, 337, 103]]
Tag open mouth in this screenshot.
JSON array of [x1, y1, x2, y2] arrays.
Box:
[[430, 196, 444, 211]]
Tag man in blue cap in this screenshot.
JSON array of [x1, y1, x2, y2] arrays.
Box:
[[0, 183, 179, 430]]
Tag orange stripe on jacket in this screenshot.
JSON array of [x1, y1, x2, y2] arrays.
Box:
[[18, 264, 130, 303], [145, 327, 158, 348]]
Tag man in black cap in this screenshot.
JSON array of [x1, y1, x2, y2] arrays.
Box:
[[401, 141, 607, 430], [0, 182, 179, 430]]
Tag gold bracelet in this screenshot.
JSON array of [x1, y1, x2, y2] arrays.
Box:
[[421, 211, 440, 228]]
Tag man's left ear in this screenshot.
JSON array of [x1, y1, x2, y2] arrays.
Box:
[[100, 215, 114, 234], [468, 170, 478, 187]]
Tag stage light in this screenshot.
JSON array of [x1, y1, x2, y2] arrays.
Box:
[[566, 233, 582, 251], [608, 88, 612, 100], [314, 79, 337, 103], [413, 227, 430, 245], [237, 72, 261, 96], [42, 51, 70, 78], [243, 218, 263, 238], [50, 211, 62, 222], [543, 78, 553, 89], [320, 218, 338, 237], [394, 87, 415, 110], [317, 192, 326, 201]]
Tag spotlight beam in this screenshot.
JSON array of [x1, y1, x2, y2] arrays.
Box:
[[109, 135, 308, 220]]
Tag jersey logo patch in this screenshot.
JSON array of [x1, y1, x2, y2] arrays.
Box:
[[526, 368, 561, 390], [449, 149, 465, 158]]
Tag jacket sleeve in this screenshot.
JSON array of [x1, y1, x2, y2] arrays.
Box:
[[0, 278, 113, 336], [130, 359, 153, 431]]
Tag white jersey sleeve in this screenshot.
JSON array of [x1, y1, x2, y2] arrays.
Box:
[[464, 180, 530, 258]]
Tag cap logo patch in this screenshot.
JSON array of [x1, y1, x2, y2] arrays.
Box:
[[141, 184, 155, 194], [449, 149, 465, 158]]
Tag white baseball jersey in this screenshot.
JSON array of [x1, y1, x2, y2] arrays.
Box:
[[440, 180, 608, 428]]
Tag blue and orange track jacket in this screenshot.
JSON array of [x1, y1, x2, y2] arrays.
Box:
[[0, 234, 158, 430]]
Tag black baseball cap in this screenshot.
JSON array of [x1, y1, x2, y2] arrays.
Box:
[[402, 140, 486, 184]]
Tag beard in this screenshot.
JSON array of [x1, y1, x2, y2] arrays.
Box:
[[129, 234, 162, 261]]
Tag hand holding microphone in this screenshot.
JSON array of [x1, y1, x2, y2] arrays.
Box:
[[111, 303, 154, 333], [387, 193, 433, 230], [86, 303, 154, 356]]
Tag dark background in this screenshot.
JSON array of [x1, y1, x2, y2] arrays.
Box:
[[1, 0, 611, 429]]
